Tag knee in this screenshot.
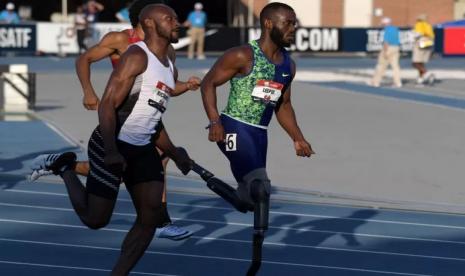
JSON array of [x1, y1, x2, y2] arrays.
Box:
[[84, 216, 110, 230], [138, 203, 165, 230], [249, 179, 271, 231], [250, 179, 270, 204]]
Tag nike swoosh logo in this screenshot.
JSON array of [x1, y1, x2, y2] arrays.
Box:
[[172, 29, 218, 50], [282, 73, 290, 77]]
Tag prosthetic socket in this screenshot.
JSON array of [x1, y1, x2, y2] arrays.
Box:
[[191, 162, 250, 213]]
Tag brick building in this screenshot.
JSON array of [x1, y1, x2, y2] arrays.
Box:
[[241, 0, 457, 27]]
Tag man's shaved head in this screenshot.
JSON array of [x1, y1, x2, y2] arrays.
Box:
[[129, 0, 166, 28], [259, 2, 296, 47], [139, 3, 165, 23], [139, 4, 180, 43], [259, 2, 294, 28]]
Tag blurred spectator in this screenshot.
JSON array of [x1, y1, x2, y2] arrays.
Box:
[[0, 2, 20, 24], [83, 0, 104, 47], [184, 2, 207, 59], [412, 14, 435, 85], [84, 0, 104, 24], [18, 5, 32, 22], [371, 17, 402, 88], [115, 2, 130, 23], [75, 5, 88, 54]]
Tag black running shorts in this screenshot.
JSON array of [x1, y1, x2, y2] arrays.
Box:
[[86, 126, 164, 199]]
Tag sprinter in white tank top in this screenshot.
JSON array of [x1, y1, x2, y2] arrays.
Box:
[[98, 5, 195, 274], [29, 5, 195, 275], [117, 40, 176, 145]]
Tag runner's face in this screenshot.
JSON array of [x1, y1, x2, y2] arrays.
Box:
[[156, 9, 180, 43], [270, 10, 297, 47]]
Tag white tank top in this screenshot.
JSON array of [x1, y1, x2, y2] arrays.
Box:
[[117, 41, 175, 146]]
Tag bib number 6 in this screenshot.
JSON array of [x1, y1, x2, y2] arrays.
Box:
[[225, 133, 237, 151]]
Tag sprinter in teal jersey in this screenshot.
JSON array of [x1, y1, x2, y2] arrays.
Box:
[[201, 2, 314, 275]]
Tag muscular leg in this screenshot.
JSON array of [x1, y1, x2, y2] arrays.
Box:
[[158, 148, 169, 204], [112, 180, 165, 276], [61, 169, 116, 229], [153, 149, 192, 239], [31, 151, 116, 229], [157, 148, 172, 225], [60, 150, 166, 200]]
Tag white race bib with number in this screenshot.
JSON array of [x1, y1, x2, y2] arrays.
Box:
[[251, 80, 284, 105], [225, 133, 237, 151], [148, 81, 173, 113]]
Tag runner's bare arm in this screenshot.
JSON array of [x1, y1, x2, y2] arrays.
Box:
[[172, 78, 201, 96], [98, 46, 147, 160], [76, 32, 128, 110], [165, 44, 202, 96], [200, 46, 251, 142], [275, 60, 314, 157], [154, 123, 192, 174]]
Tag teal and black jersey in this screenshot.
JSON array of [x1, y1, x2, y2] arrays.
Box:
[[222, 40, 293, 128]]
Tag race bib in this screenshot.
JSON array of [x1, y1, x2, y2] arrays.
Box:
[[225, 133, 237, 151], [148, 81, 173, 113], [251, 80, 283, 105]]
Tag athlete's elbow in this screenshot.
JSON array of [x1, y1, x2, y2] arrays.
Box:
[[200, 82, 210, 96], [200, 79, 217, 95], [75, 53, 91, 68]]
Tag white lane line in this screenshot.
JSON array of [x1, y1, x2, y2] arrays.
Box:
[[1, 217, 465, 262], [167, 203, 465, 230], [179, 217, 465, 246], [2, 202, 465, 246], [194, 236, 465, 262], [0, 238, 432, 276], [5, 189, 465, 230], [0, 260, 176, 275]]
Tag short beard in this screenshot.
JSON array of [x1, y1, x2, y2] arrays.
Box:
[[270, 27, 290, 47], [170, 35, 179, 43], [155, 26, 177, 43]]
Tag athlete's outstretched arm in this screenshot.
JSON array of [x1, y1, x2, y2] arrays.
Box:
[[172, 66, 201, 96], [75, 32, 127, 110], [200, 46, 251, 142], [98, 46, 147, 169], [153, 123, 192, 175], [275, 60, 314, 157], [173, 78, 201, 96]]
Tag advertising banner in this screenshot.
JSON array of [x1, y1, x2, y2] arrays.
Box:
[[443, 27, 465, 55], [36, 22, 130, 54], [364, 28, 415, 52], [248, 28, 340, 52], [172, 28, 243, 51], [0, 23, 449, 55], [0, 24, 36, 53]]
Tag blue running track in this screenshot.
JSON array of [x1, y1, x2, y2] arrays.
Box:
[[1, 120, 465, 275]]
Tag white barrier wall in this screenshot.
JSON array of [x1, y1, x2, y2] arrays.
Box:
[[2, 64, 29, 112], [37, 22, 130, 54]]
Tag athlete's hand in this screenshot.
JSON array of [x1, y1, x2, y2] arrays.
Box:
[[294, 139, 315, 157], [83, 90, 100, 110], [208, 122, 225, 143], [186, 76, 201, 91], [174, 147, 193, 175], [104, 151, 126, 173]]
